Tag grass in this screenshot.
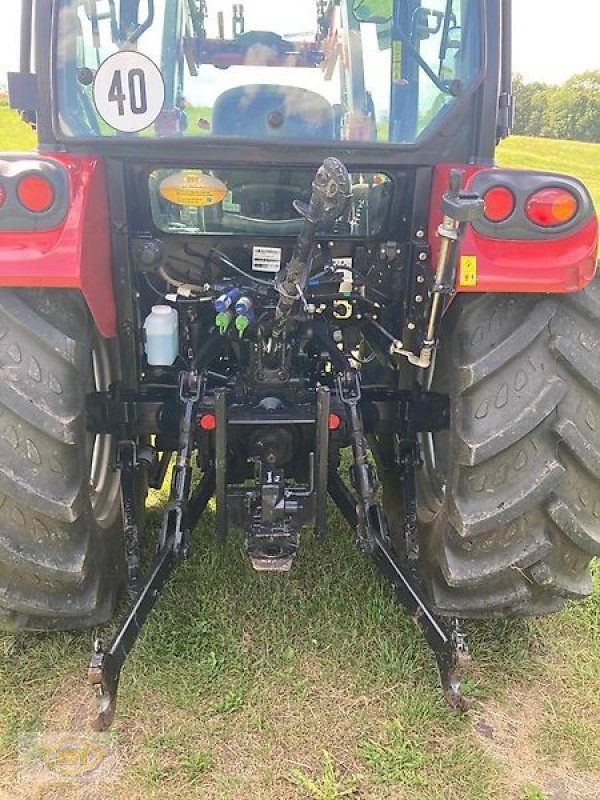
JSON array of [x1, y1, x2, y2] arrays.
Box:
[[497, 135, 600, 212], [0, 109, 598, 799], [0, 107, 36, 151]]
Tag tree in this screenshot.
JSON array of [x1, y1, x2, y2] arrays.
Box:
[[511, 70, 600, 143]]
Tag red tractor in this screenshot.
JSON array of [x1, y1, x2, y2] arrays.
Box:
[[4, 0, 598, 729]]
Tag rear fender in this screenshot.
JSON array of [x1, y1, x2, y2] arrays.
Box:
[[429, 164, 599, 293], [0, 153, 116, 337]]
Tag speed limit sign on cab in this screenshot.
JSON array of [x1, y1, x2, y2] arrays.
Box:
[[93, 51, 165, 133]]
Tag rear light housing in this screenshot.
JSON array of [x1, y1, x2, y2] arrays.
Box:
[[0, 157, 68, 230], [468, 169, 592, 241], [483, 186, 515, 223], [525, 188, 578, 228], [17, 174, 55, 213]]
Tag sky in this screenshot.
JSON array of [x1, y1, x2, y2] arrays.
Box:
[[0, 1, 598, 86]]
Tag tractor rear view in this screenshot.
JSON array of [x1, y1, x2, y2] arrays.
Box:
[[2, 0, 598, 729]]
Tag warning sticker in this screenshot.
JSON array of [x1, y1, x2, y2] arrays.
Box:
[[252, 247, 282, 273], [392, 41, 403, 83], [459, 255, 477, 287], [159, 172, 228, 207]]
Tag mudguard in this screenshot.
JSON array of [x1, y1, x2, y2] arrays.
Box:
[[429, 164, 599, 293], [0, 153, 116, 337]]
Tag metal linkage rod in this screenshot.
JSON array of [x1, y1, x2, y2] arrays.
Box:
[[328, 465, 470, 710], [88, 370, 212, 731]]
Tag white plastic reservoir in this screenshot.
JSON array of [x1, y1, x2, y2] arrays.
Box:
[[144, 305, 179, 366]]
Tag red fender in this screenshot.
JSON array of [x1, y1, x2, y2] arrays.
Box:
[[0, 154, 117, 337], [429, 164, 599, 293]]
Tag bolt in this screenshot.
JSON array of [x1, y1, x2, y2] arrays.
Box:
[[418, 252, 427, 261], [415, 229, 425, 239], [415, 295, 423, 303], [417, 275, 425, 283], [408, 322, 416, 330]]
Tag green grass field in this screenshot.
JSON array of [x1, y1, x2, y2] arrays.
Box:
[[497, 136, 600, 213], [0, 106, 598, 800]]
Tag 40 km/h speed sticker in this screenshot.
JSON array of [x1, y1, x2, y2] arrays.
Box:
[[93, 51, 165, 133]]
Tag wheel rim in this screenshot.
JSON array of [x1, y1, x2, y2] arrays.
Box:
[[88, 336, 121, 529]]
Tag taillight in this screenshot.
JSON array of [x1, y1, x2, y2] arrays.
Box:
[[483, 186, 515, 222], [17, 175, 55, 213], [525, 188, 578, 228]]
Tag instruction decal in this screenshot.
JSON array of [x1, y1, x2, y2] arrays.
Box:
[[459, 255, 477, 287], [159, 171, 228, 207], [252, 247, 282, 273], [93, 51, 165, 133]]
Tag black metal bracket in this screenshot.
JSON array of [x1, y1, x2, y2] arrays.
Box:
[[118, 441, 156, 599]]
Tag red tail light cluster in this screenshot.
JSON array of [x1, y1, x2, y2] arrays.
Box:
[[482, 182, 580, 231], [0, 158, 68, 231], [525, 188, 578, 227]]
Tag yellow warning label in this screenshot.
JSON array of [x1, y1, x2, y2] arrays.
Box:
[[459, 255, 477, 287], [392, 41, 402, 83], [159, 171, 228, 207]]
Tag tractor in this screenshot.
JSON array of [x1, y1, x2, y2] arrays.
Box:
[[4, 0, 598, 730]]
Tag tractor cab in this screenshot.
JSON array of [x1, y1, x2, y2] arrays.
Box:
[[39, 0, 499, 243], [54, 0, 485, 146]]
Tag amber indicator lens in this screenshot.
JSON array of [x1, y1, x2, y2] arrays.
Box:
[[17, 175, 55, 213], [525, 188, 578, 227], [483, 186, 515, 222]]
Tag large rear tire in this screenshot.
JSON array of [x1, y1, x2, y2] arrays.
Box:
[[0, 289, 127, 631], [416, 279, 600, 617]]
